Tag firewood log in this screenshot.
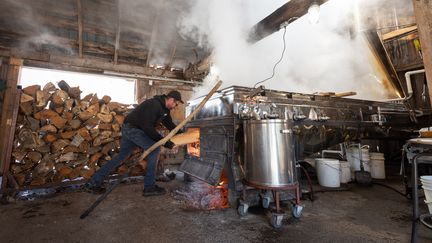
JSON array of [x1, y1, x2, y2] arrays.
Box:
[[101, 95, 111, 104], [20, 102, 34, 115], [51, 115, 67, 129], [52, 139, 70, 152], [40, 124, 58, 133], [100, 104, 110, 114], [69, 119, 82, 129], [30, 177, 46, 186], [43, 133, 58, 143], [96, 113, 113, 123], [90, 94, 99, 105], [36, 90, 49, 108], [64, 99, 74, 111], [114, 114, 125, 125], [60, 130, 75, 139], [43, 82, 56, 92], [68, 87, 81, 99], [78, 128, 92, 141], [101, 142, 117, 155], [170, 129, 200, 146], [20, 93, 34, 103], [58, 152, 77, 162], [26, 116, 40, 131], [23, 85, 41, 97], [57, 80, 71, 92], [98, 123, 112, 130]]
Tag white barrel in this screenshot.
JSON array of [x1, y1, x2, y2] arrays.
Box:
[[370, 158, 386, 179], [316, 158, 340, 188], [421, 175, 432, 202], [340, 161, 351, 183]]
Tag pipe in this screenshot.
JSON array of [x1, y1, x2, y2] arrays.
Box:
[[386, 69, 425, 102], [321, 150, 343, 159], [103, 70, 200, 85]]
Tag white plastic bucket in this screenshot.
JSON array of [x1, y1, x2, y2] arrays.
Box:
[[370, 159, 385, 179], [423, 188, 432, 202], [340, 161, 351, 183], [420, 175, 432, 181], [370, 152, 385, 160], [424, 200, 432, 214], [316, 158, 341, 188]]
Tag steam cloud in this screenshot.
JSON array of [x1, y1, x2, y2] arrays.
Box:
[[179, 0, 414, 100]]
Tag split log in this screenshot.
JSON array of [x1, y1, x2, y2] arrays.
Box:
[[43, 133, 58, 143], [36, 90, 49, 108], [26, 116, 40, 131], [40, 124, 58, 133], [43, 82, 56, 92], [69, 119, 82, 129], [20, 93, 34, 103], [52, 139, 70, 152], [102, 95, 111, 104], [171, 129, 200, 146], [58, 152, 77, 162], [20, 102, 34, 115], [23, 85, 41, 97]]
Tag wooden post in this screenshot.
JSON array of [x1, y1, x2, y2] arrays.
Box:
[[412, 0, 432, 104], [0, 57, 22, 190]]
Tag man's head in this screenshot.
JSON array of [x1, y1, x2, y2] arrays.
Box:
[[165, 91, 184, 110]]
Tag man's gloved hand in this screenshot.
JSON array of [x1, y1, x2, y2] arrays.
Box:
[[164, 140, 175, 149], [176, 129, 184, 135]]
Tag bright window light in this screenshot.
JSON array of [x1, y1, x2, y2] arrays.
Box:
[[20, 67, 137, 104]]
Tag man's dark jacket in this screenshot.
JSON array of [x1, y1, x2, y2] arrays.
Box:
[[124, 95, 176, 141]]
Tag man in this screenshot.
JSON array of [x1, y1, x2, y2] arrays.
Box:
[[84, 90, 184, 196]]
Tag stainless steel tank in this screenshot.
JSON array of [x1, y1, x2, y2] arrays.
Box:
[[243, 119, 297, 187]]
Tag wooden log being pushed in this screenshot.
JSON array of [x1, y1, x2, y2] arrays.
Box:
[[170, 129, 200, 146]]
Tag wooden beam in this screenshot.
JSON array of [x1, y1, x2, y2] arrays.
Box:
[[382, 25, 417, 41], [0, 49, 184, 79], [77, 0, 83, 58], [161, 38, 178, 76], [0, 57, 22, 190], [412, 0, 432, 105], [248, 0, 329, 43], [113, 0, 121, 64], [146, 1, 163, 67]]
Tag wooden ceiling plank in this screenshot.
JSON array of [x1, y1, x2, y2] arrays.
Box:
[[382, 25, 418, 41], [114, 0, 121, 64], [248, 0, 329, 43]]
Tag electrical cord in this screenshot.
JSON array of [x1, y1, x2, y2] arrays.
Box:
[[253, 26, 287, 88]]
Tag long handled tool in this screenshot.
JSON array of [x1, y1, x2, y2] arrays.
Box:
[[354, 144, 372, 185], [80, 80, 222, 219]]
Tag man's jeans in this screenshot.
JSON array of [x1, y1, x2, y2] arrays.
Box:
[[89, 124, 160, 188]]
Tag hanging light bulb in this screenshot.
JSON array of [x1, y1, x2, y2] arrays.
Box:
[[308, 1, 320, 24]]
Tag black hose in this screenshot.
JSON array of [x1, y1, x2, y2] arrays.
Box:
[[299, 164, 314, 201], [372, 182, 409, 199]]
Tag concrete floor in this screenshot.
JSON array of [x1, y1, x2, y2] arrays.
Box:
[[0, 176, 431, 243]]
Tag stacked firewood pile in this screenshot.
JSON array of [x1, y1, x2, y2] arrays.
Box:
[[10, 80, 145, 187]]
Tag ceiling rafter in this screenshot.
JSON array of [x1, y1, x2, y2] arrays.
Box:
[[76, 0, 83, 58]]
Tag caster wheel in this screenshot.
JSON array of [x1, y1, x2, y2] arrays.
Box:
[[237, 203, 249, 216], [292, 204, 303, 219], [262, 196, 271, 209], [270, 213, 284, 229]]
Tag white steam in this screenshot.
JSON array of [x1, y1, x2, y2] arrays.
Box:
[[179, 0, 409, 100]]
